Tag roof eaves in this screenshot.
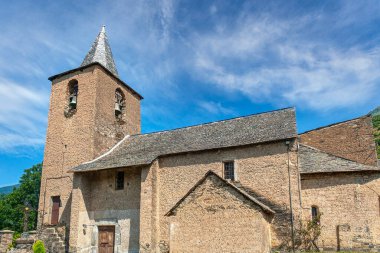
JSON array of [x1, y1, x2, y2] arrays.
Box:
[[71, 137, 296, 173], [48, 62, 143, 99], [165, 170, 275, 216], [299, 144, 380, 174]]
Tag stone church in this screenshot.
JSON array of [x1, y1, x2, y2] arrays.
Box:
[[37, 26, 380, 253]]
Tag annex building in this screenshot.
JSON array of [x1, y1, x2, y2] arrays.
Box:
[[37, 26, 380, 253]]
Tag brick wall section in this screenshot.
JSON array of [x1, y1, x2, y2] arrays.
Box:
[[38, 65, 141, 249], [301, 172, 380, 251], [299, 116, 377, 166], [70, 141, 300, 252], [94, 67, 141, 157], [39, 66, 98, 227], [139, 163, 156, 252], [71, 168, 141, 252], [168, 175, 272, 253], [0, 230, 13, 253], [156, 140, 301, 250]]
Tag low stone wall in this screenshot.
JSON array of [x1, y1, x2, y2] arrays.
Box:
[[0, 230, 14, 253]]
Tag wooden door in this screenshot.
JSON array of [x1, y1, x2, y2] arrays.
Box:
[[98, 226, 115, 253], [51, 196, 60, 225]]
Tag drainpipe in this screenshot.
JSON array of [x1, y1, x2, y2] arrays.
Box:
[[286, 140, 295, 253]]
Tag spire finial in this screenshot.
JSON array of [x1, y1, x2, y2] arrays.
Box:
[[81, 25, 119, 76]]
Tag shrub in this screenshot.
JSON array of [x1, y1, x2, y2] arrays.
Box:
[[7, 232, 21, 250], [32, 240, 46, 253]]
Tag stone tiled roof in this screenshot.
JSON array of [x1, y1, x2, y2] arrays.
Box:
[[299, 144, 380, 174], [165, 170, 275, 216], [71, 107, 297, 172], [81, 26, 119, 76]]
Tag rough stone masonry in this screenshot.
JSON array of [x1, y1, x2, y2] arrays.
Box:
[[35, 26, 380, 253]]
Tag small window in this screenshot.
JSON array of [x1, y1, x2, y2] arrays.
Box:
[[311, 206, 319, 220], [224, 161, 235, 180], [115, 171, 124, 190]]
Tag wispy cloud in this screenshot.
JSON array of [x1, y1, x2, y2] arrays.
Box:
[[187, 8, 380, 111], [198, 101, 235, 115], [0, 78, 49, 153], [0, 0, 379, 156]]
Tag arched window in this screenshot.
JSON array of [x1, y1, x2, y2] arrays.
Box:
[[68, 79, 78, 110], [115, 88, 125, 119]]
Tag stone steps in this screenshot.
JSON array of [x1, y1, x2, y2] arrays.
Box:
[[40, 227, 66, 253]]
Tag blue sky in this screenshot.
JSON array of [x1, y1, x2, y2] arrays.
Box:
[[0, 0, 379, 187]]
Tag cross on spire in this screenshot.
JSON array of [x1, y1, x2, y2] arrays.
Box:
[[81, 25, 119, 76]]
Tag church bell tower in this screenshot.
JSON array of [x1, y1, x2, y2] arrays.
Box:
[[38, 26, 142, 227]]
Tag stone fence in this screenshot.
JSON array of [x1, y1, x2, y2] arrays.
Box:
[[0, 230, 14, 253]]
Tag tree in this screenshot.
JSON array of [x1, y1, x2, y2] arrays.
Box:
[[373, 115, 380, 158], [0, 163, 42, 232]]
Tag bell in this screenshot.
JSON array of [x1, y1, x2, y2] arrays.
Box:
[[115, 102, 121, 114], [69, 95, 77, 106]]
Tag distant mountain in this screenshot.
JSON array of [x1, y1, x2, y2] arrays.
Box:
[[370, 106, 380, 116], [0, 184, 19, 195]]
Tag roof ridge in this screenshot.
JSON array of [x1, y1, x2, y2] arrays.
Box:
[[134, 107, 295, 137], [299, 114, 370, 135], [71, 108, 297, 172]]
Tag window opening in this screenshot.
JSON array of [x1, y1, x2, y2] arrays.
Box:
[[115, 171, 124, 190], [115, 89, 125, 119], [311, 206, 319, 221], [224, 161, 235, 180], [68, 80, 78, 110]]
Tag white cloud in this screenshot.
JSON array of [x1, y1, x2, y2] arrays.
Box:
[[1, 0, 379, 154], [188, 12, 380, 111], [198, 101, 235, 115], [0, 78, 49, 153]]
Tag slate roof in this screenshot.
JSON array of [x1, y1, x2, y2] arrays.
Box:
[[165, 170, 275, 216], [299, 144, 380, 174], [81, 26, 119, 77], [71, 107, 297, 172]]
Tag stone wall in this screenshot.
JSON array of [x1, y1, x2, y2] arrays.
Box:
[[156, 140, 301, 250], [301, 172, 380, 251], [168, 174, 272, 253], [299, 115, 377, 166], [0, 230, 13, 253], [94, 67, 141, 158], [72, 140, 300, 252], [72, 167, 141, 253], [38, 64, 141, 248]]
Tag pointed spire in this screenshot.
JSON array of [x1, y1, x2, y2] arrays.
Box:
[[81, 25, 119, 76]]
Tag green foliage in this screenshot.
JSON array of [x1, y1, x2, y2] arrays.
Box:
[[7, 231, 21, 250], [280, 213, 323, 252], [294, 213, 322, 251], [32, 240, 46, 253], [0, 163, 42, 232], [373, 115, 380, 158]]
